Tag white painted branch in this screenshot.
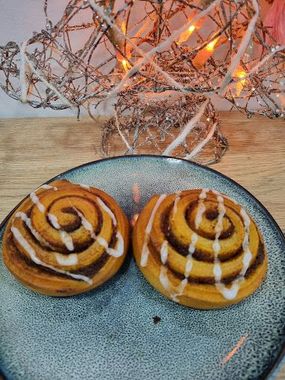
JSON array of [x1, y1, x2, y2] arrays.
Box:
[[218, 0, 259, 95], [163, 99, 209, 156], [115, 111, 133, 152], [88, 0, 222, 99], [19, 41, 29, 103], [88, 0, 187, 95], [248, 45, 285, 76], [184, 122, 217, 160], [21, 41, 74, 108], [138, 90, 185, 104], [225, 44, 285, 92]]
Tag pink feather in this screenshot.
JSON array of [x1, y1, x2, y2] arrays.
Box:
[[264, 0, 285, 45]]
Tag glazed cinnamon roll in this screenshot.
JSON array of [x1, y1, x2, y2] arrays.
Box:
[[133, 189, 267, 309], [3, 180, 129, 296]]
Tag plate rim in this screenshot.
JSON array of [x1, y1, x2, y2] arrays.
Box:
[[0, 153, 284, 380]]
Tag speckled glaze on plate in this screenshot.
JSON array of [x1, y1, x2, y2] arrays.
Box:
[[0, 155, 284, 380]]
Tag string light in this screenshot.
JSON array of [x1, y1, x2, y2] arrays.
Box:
[[121, 59, 131, 72], [117, 21, 132, 72], [0, 0, 284, 165], [192, 36, 219, 68], [235, 69, 247, 97], [177, 24, 196, 45], [206, 37, 219, 52]]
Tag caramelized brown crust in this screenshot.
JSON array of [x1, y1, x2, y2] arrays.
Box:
[[3, 180, 129, 296], [132, 189, 267, 309]]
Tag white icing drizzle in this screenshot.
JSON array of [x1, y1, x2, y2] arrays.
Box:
[[11, 227, 92, 285], [200, 188, 209, 199], [36, 184, 58, 191], [160, 240, 168, 265], [213, 262, 222, 282], [30, 185, 58, 212], [15, 212, 78, 267], [97, 232, 124, 257], [210, 193, 254, 300], [172, 191, 181, 217], [141, 241, 150, 268], [147, 193, 206, 301], [79, 183, 90, 189], [159, 266, 188, 302], [59, 231, 74, 251], [240, 208, 253, 276], [240, 208, 251, 229], [30, 192, 45, 213], [140, 194, 167, 267], [142, 189, 254, 303], [48, 212, 79, 252], [216, 281, 240, 300], [55, 253, 78, 266], [174, 278, 188, 301], [11, 227, 42, 266], [212, 195, 226, 255], [241, 251, 252, 276], [185, 233, 198, 278], [15, 212, 53, 249], [184, 259, 193, 278], [159, 266, 171, 292], [110, 232, 124, 257], [159, 188, 192, 301], [96, 197, 117, 226], [215, 206, 253, 301], [188, 232, 198, 255], [72, 208, 96, 239], [195, 188, 209, 229], [48, 213, 61, 229], [211, 192, 229, 298], [195, 203, 205, 229], [213, 189, 238, 205]]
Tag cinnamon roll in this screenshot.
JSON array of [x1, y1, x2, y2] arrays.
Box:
[[3, 180, 129, 296], [132, 189, 267, 309]]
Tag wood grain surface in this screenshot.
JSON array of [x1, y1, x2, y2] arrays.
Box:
[[0, 112, 284, 379]]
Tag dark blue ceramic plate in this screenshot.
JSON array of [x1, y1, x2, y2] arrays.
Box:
[[0, 155, 284, 380]]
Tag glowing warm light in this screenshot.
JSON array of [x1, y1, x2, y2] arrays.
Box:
[[236, 69, 247, 79], [117, 21, 132, 72], [121, 58, 131, 72], [121, 21, 127, 35], [235, 68, 247, 96], [117, 55, 131, 72], [177, 23, 196, 45], [205, 37, 219, 52], [192, 37, 219, 68]]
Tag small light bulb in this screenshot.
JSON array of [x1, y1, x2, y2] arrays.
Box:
[[206, 38, 219, 52], [188, 25, 195, 33]]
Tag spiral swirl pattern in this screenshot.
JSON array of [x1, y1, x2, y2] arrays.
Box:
[[133, 189, 267, 309], [3, 180, 129, 296]]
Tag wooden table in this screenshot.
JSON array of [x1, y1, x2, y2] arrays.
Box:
[[0, 112, 284, 379]]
